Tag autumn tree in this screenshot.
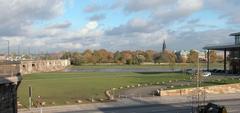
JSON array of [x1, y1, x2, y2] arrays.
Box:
[[82, 49, 94, 63], [153, 53, 161, 64], [61, 51, 72, 59], [71, 52, 83, 65], [209, 50, 217, 63], [144, 50, 156, 62], [162, 50, 176, 70], [93, 49, 112, 63], [121, 51, 133, 64], [113, 51, 122, 64], [187, 50, 199, 63]]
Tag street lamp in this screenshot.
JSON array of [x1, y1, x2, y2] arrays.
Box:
[[6, 40, 10, 56]]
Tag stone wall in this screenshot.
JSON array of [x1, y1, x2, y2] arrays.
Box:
[[0, 83, 17, 113], [160, 83, 240, 96], [20, 60, 70, 74], [0, 75, 22, 113]]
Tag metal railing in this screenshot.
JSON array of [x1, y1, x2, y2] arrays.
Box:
[[0, 60, 20, 77]]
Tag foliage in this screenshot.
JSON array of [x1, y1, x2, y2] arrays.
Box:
[[209, 50, 217, 63], [71, 52, 84, 65], [187, 49, 199, 63]]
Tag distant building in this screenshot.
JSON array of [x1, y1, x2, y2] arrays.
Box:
[[175, 50, 189, 59], [162, 40, 166, 52], [204, 32, 240, 74], [0, 54, 6, 60]]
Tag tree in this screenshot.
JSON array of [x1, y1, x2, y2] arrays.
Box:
[[113, 51, 122, 64], [82, 49, 94, 63], [163, 50, 176, 70], [144, 50, 156, 62], [178, 56, 187, 63], [209, 50, 217, 63], [187, 50, 199, 63], [71, 52, 83, 65], [153, 53, 161, 64], [121, 51, 132, 64], [137, 55, 146, 64], [61, 51, 71, 59]]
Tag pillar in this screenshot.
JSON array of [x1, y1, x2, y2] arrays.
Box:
[[224, 49, 227, 73]]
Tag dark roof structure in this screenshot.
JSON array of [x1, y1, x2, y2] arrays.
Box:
[[230, 32, 240, 36], [203, 44, 240, 50]]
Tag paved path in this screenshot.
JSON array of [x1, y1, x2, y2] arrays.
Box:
[[19, 93, 240, 113]]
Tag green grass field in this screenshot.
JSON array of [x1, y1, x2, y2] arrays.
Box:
[[18, 72, 189, 107], [17, 63, 237, 107]]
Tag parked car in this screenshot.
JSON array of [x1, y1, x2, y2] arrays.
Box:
[[202, 71, 211, 77]]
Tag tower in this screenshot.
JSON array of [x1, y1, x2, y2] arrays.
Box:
[[162, 40, 166, 52]]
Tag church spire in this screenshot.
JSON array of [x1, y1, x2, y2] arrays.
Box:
[[162, 40, 166, 52]]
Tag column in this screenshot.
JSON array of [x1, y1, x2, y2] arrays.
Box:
[[224, 49, 227, 73]]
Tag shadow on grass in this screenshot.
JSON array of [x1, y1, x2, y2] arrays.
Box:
[[203, 82, 227, 85], [59, 103, 192, 113], [135, 72, 181, 75]]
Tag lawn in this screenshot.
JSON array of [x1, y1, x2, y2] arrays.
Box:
[[18, 72, 189, 107], [18, 69, 239, 108]]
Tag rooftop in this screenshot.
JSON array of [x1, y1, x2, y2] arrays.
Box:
[[230, 32, 240, 36], [203, 44, 240, 50]]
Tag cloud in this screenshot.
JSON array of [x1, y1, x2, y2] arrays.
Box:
[[122, 0, 175, 12], [89, 14, 106, 21], [205, 0, 240, 24], [167, 29, 236, 50], [46, 21, 72, 29], [1, 36, 25, 46], [0, 0, 64, 37], [106, 18, 159, 35], [0, 0, 239, 52], [152, 0, 203, 24], [84, 4, 103, 13]]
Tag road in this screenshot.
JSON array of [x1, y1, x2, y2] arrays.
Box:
[[19, 93, 240, 113], [57, 99, 240, 113]]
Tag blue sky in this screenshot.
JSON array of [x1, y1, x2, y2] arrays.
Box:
[[0, 0, 239, 53]]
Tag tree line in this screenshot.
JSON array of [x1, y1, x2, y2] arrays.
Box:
[[59, 49, 221, 66]]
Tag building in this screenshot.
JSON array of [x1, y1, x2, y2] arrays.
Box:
[[0, 54, 6, 60], [175, 50, 189, 59], [203, 32, 240, 74], [162, 40, 166, 52]]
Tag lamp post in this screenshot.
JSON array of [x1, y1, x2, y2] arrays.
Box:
[[6, 40, 10, 56]]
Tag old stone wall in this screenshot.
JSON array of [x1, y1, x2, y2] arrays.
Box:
[[20, 60, 70, 74], [0, 83, 17, 113], [160, 83, 240, 96], [0, 74, 21, 113]]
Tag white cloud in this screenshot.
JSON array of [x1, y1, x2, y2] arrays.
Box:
[[178, 0, 203, 11], [0, 0, 64, 36], [1, 36, 25, 46]]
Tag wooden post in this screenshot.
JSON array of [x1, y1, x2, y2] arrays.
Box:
[[28, 86, 32, 110]]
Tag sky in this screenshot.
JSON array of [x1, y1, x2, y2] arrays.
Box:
[[0, 0, 239, 53]]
